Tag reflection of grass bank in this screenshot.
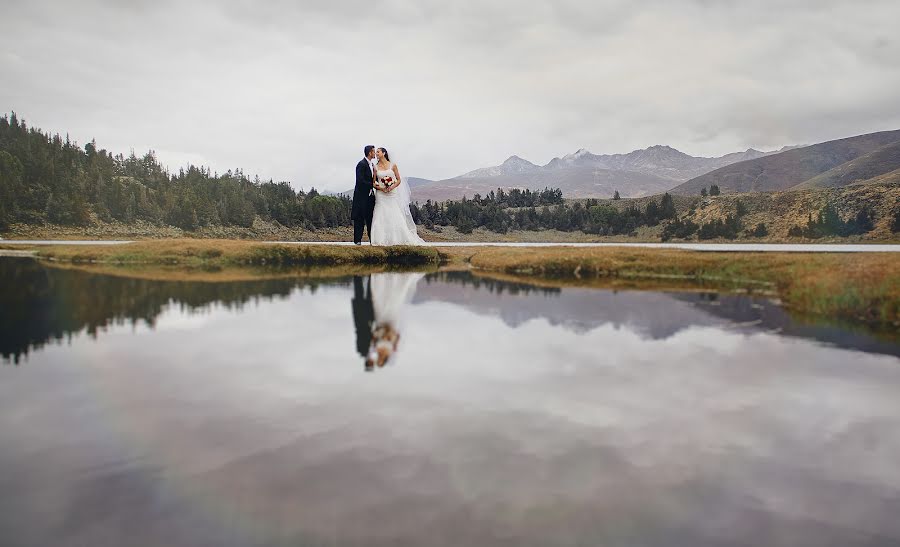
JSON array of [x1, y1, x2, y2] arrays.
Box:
[[7, 239, 440, 269], [40, 262, 437, 283], [442, 246, 899, 327], [5, 239, 897, 327]]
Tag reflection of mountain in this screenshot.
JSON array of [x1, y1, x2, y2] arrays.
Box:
[[0, 259, 346, 364], [416, 272, 900, 357], [416, 272, 727, 338]]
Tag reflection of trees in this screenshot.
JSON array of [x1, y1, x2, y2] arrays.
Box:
[[423, 271, 560, 297], [0, 259, 346, 364]]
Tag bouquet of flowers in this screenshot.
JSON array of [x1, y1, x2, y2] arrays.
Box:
[[374, 175, 394, 192]]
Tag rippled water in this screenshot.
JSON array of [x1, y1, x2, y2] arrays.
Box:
[[1, 258, 899, 546]]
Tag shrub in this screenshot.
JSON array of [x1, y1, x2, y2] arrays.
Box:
[[750, 222, 768, 237]]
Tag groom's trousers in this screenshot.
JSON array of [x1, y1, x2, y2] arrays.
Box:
[[353, 207, 374, 244]]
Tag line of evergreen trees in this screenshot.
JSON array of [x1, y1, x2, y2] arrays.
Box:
[[411, 192, 677, 235], [788, 204, 874, 238], [0, 113, 352, 231], [699, 184, 721, 197]]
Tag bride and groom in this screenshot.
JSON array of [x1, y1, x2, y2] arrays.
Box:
[[352, 272, 425, 371], [352, 145, 425, 246]]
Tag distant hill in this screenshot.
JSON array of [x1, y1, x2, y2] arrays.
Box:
[[792, 140, 900, 190], [404, 144, 790, 202], [539, 145, 784, 181], [858, 167, 900, 186], [670, 129, 900, 195], [410, 165, 677, 202], [459, 155, 539, 178], [339, 176, 435, 197], [406, 177, 435, 189]]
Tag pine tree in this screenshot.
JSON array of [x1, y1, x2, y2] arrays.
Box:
[[751, 223, 768, 237], [847, 208, 874, 235], [660, 192, 676, 219], [644, 200, 661, 226], [456, 214, 475, 234]]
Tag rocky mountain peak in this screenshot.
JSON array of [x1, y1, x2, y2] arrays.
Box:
[[640, 145, 691, 158], [563, 148, 592, 160], [502, 155, 533, 166]]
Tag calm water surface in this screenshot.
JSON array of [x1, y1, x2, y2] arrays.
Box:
[[3, 239, 900, 252], [1, 258, 899, 547]]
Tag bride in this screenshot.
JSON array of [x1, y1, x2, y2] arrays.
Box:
[[366, 272, 425, 370], [370, 147, 426, 246]]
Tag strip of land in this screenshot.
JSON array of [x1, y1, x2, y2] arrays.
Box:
[[2, 239, 897, 328]]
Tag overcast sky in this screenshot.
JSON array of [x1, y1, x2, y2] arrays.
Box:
[[3, 0, 899, 191]]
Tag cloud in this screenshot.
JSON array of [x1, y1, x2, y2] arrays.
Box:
[[1, 0, 899, 191]]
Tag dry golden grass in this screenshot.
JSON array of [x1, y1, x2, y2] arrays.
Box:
[[444, 246, 900, 325], [13, 239, 441, 268]]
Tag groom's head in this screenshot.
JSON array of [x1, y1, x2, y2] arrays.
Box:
[[364, 145, 375, 159]]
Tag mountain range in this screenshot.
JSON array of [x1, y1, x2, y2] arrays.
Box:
[[344, 128, 900, 201], [670, 129, 900, 195], [404, 144, 795, 202]]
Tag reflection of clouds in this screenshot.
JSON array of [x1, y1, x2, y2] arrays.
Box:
[[153, 310, 214, 331], [1, 280, 899, 545]]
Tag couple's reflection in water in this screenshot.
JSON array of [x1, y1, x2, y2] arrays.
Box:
[[352, 273, 425, 371]]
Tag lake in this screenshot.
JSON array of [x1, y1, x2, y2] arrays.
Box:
[[1, 257, 899, 546], [3, 239, 900, 252]]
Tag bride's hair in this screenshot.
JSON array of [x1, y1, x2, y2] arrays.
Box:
[[377, 147, 391, 162], [365, 323, 400, 370]]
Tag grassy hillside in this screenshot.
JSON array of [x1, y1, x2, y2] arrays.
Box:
[[860, 168, 900, 185], [670, 129, 900, 195], [792, 140, 900, 190], [676, 182, 899, 241]]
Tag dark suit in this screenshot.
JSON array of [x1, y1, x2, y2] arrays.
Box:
[[351, 276, 374, 359], [351, 158, 376, 244]]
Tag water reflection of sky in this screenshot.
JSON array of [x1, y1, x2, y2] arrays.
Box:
[[1, 266, 899, 546]]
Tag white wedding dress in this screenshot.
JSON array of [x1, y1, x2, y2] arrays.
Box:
[[367, 272, 426, 368], [370, 163, 426, 246], [371, 272, 426, 326]]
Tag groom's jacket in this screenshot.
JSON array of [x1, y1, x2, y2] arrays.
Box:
[[351, 159, 376, 220]]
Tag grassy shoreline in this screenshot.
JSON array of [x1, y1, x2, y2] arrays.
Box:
[[2, 238, 897, 328], [445, 246, 899, 326], [4, 215, 899, 245], [2, 239, 441, 268]]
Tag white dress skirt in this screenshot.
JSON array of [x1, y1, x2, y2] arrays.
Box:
[[370, 164, 426, 246]]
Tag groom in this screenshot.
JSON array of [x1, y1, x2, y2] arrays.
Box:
[[351, 145, 377, 245], [351, 275, 375, 371]]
